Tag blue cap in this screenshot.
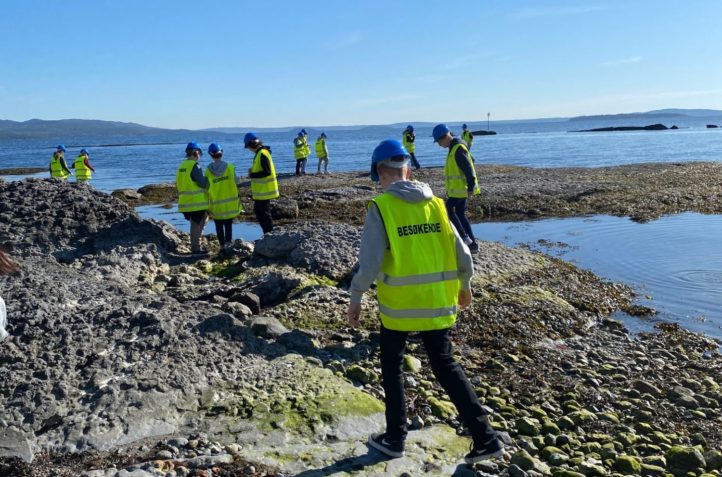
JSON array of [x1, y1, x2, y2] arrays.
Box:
[[208, 143, 222, 155], [56, 144, 66, 152], [185, 142, 202, 155], [320, 132, 327, 138], [406, 125, 414, 132], [301, 129, 307, 134], [80, 148, 89, 156], [462, 123, 468, 129], [370, 139, 410, 182], [432, 124, 451, 142], [243, 133, 258, 147]]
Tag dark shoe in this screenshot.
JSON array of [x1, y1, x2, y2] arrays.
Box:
[[368, 433, 405, 458], [468, 241, 480, 253], [465, 439, 504, 465]]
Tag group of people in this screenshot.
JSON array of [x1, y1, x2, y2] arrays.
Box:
[[293, 129, 330, 176], [348, 124, 501, 465], [175, 133, 279, 256], [49, 145, 96, 183]]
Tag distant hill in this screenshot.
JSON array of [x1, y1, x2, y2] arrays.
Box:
[[569, 109, 722, 122], [0, 119, 193, 139]]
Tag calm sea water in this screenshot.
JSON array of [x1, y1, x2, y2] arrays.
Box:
[[1, 116, 721, 193]]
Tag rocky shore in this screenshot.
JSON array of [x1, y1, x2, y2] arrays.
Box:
[[1, 177, 721, 477], [113, 161, 722, 224]]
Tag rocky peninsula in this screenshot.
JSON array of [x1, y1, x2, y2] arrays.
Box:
[[1, 177, 721, 477]]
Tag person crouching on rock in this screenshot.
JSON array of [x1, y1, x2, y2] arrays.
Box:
[[204, 142, 243, 253], [0, 248, 20, 343], [49, 144, 72, 180], [347, 139, 504, 465], [73, 148, 96, 184], [176, 142, 210, 256], [244, 133, 279, 234]]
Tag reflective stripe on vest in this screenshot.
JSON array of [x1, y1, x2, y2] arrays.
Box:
[[176, 159, 208, 212], [302, 136, 311, 156], [50, 156, 70, 179], [315, 138, 327, 158], [372, 192, 460, 331], [204, 163, 242, 220], [445, 142, 480, 198], [402, 132, 415, 153], [251, 149, 279, 201], [74, 156, 92, 181]]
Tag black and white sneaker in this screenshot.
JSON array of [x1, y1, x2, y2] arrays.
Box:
[[468, 241, 480, 253], [465, 439, 504, 464], [368, 433, 405, 458]]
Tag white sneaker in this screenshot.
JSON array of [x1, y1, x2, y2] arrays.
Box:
[[463, 236, 473, 246]]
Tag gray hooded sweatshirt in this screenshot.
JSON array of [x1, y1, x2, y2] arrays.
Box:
[[349, 180, 474, 305]]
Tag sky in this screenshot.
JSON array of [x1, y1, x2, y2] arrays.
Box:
[[1, 0, 721, 129]]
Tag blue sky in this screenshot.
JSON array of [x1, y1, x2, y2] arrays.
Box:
[[1, 0, 721, 129]]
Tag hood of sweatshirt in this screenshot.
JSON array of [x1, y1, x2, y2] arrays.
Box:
[[208, 161, 229, 176], [384, 180, 434, 203]]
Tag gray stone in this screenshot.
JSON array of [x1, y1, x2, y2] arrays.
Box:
[[230, 291, 261, 315], [509, 464, 529, 477], [249, 316, 289, 338], [270, 198, 299, 219], [0, 427, 33, 462]]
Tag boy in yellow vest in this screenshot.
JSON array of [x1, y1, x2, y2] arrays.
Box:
[[244, 133, 279, 234], [73, 148, 96, 183], [49, 145, 72, 180], [348, 139, 503, 464], [204, 143, 242, 252]]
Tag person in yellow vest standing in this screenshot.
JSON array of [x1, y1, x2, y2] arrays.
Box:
[[49, 145, 72, 180], [293, 132, 308, 176], [347, 139, 504, 464], [433, 124, 481, 253], [176, 142, 210, 256], [461, 124, 474, 150], [402, 125, 421, 169], [204, 143, 242, 252], [244, 133, 279, 234], [73, 148, 96, 184], [315, 132, 329, 174]]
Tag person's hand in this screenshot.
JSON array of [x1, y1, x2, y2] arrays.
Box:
[[458, 289, 472, 310], [348, 302, 362, 328], [468, 190, 474, 199]]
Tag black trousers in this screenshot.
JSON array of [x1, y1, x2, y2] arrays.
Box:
[[409, 152, 421, 169], [295, 158, 307, 175], [214, 219, 233, 245], [446, 197, 476, 242], [253, 200, 274, 234], [380, 326, 497, 447]]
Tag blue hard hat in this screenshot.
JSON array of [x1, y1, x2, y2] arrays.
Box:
[[406, 125, 414, 132], [56, 145, 66, 152], [320, 132, 327, 138], [208, 143, 222, 155], [80, 148, 89, 155], [432, 124, 451, 142], [243, 133, 258, 147], [185, 141, 203, 155], [462, 123, 468, 129], [301, 129, 307, 134], [370, 139, 410, 182]]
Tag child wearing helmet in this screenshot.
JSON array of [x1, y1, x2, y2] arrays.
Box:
[[204, 143, 242, 252], [176, 142, 210, 256]]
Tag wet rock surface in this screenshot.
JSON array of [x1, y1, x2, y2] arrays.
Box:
[[2, 178, 722, 477], [116, 162, 722, 224]]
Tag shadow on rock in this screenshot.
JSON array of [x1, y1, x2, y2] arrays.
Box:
[[292, 447, 390, 477]]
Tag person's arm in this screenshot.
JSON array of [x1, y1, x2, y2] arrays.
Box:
[[248, 155, 272, 178], [455, 146, 476, 192], [349, 203, 388, 304], [84, 158, 96, 172], [323, 140, 328, 157], [190, 163, 209, 189], [60, 158, 72, 174], [451, 222, 474, 290]]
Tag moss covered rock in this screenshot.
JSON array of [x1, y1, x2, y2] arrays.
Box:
[[615, 455, 642, 474], [667, 446, 706, 477]]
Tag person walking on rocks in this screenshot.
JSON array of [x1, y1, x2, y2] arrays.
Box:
[[245, 133, 279, 234], [73, 148, 95, 184], [402, 125, 421, 169], [433, 123, 481, 253], [347, 139, 503, 464], [293, 131, 308, 176], [461, 124, 474, 150], [204, 143, 242, 252], [176, 142, 210, 256], [49, 145, 72, 180], [0, 248, 20, 343], [315, 132, 329, 174]]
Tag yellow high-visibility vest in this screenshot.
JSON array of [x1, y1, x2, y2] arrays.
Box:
[[445, 142, 480, 198], [301, 135, 311, 156], [372, 192, 460, 331], [293, 137, 306, 159], [74, 156, 92, 181], [250, 148, 279, 201], [204, 163, 242, 220], [402, 131, 415, 153], [176, 159, 208, 212], [50, 155, 70, 180], [462, 130, 474, 148], [315, 138, 327, 158]]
